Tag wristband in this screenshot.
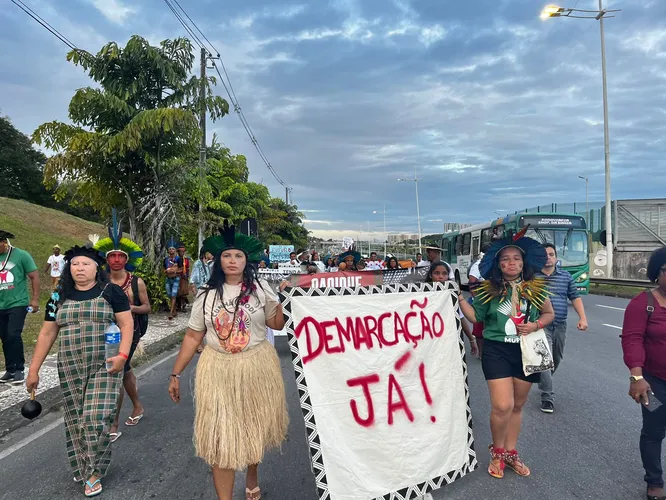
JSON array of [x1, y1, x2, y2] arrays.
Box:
[[170, 374, 181, 379], [536, 320, 543, 330], [118, 352, 129, 360]]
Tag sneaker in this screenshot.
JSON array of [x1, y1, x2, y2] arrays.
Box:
[[541, 401, 554, 413], [11, 371, 24, 385], [0, 371, 15, 384]]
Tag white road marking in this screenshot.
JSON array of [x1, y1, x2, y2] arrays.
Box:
[[0, 350, 179, 461], [597, 305, 625, 311], [603, 324, 623, 330]]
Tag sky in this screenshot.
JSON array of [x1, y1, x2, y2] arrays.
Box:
[[1, 0, 665, 241]]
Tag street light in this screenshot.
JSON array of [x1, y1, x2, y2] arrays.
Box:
[[373, 204, 387, 258], [398, 169, 422, 254], [541, 1, 621, 278], [578, 175, 589, 227]]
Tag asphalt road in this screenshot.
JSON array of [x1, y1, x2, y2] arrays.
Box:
[[0, 293, 656, 500]]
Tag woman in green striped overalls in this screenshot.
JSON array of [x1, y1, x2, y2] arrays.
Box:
[[27, 243, 133, 497]]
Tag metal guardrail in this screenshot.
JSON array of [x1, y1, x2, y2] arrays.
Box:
[[590, 277, 654, 288]]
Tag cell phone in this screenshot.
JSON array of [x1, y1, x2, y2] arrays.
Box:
[[642, 391, 663, 412]]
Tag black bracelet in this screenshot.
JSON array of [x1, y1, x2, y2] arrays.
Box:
[[170, 374, 181, 379]]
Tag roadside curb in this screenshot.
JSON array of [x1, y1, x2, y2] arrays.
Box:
[[589, 289, 636, 300], [0, 328, 186, 440]]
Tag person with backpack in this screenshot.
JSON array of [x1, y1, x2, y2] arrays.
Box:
[[94, 211, 151, 442], [622, 246, 666, 500]]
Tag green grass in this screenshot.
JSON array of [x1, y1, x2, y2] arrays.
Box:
[[0, 197, 107, 369], [589, 283, 649, 299]]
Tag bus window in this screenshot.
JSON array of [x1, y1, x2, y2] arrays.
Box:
[[463, 233, 471, 255], [472, 236, 479, 258], [481, 228, 492, 248], [455, 235, 463, 255], [492, 225, 505, 240]]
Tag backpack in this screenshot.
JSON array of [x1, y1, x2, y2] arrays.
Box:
[[131, 275, 149, 342]]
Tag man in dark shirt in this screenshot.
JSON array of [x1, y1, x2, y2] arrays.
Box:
[[536, 243, 588, 413]]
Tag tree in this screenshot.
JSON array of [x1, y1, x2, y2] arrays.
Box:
[[32, 36, 229, 255], [258, 198, 309, 250], [0, 115, 48, 203]]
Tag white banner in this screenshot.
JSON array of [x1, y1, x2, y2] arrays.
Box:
[[282, 282, 476, 500]]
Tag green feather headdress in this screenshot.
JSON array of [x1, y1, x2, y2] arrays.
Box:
[[203, 220, 264, 262], [92, 208, 143, 271]]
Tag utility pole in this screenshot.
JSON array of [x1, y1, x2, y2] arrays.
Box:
[[198, 47, 207, 253], [599, 0, 613, 278], [285, 186, 289, 205]]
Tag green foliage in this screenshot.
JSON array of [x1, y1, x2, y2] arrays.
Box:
[[32, 36, 229, 260], [134, 261, 169, 312]]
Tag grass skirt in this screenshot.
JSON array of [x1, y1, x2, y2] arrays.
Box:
[[194, 340, 289, 470]]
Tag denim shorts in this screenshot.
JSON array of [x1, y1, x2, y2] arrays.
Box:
[[165, 277, 180, 297]]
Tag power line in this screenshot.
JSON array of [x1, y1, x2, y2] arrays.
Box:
[[10, 0, 77, 51], [162, 0, 205, 49], [164, 1, 288, 188]]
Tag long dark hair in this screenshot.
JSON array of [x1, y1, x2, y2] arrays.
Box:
[[425, 261, 451, 283], [387, 257, 400, 269], [486, 247, 535, 294], [200, 249, 262, 334], [57, 261, 109, 305]]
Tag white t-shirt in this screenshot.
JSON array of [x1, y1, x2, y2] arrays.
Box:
[[365, 260, 384, 271], [416, 260, 430, 268], [47, 254, 65, 277], [188, 279, 279, 354], [469, 255, 484, 281]]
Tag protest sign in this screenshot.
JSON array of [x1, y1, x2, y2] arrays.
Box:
[[289, 267, 428, 289], [281, 282, 477, 500], [269, 245, 294, 263]]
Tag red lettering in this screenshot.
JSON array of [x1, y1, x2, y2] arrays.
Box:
[[403, 312, 419, 346], [419, 362, 433, 405], [420, 311, 433, 339], [387, 374, 414, 425], [410, 297, 428, 310], [347, 374, 380, 427], [363, 315, 382, 349], [394, 351, 412, 371], [320, 320, 343, 355], [354, 317, 373, 350], [377, 312, 397, 346], [432, 312, 444, 337], [336, 317, 354, 346], [294, 316, 324, 365]]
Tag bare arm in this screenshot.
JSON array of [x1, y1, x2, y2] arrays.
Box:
[[457, 293, 478, 323], [27, 270, 40, 310], [131, 278, 152, 315], [172, 328, 206, 375], [115, 310, 134, 354], [266, 304, 286, 330], [571, 297, 588, 330], [29, 322, 59, 373]]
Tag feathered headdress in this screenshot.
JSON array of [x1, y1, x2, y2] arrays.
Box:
[[202, 220, 264, 262], [92, 208, 143, 271], [0, 230, 15, 242]]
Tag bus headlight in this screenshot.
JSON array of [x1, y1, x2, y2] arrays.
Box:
[[576, 273, 588, 282]]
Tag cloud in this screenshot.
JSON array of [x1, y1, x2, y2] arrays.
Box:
[[3, 0, 666, 237], [89, 0, 136, 25]]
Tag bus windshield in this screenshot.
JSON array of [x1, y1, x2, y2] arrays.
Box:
[[525, 229, 588, 267]]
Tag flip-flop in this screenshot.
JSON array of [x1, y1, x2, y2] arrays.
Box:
[[84, 479, 103, 497], [109, 431, 122, 443], [125, 414, 144, 426]]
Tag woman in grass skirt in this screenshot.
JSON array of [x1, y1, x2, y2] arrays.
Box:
[[168, 221, 288, 500]]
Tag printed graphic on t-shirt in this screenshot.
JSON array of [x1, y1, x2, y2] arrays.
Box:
[[0, 261, 16, 290], [212, 298, 258, 353], [497, 299, 528, 344]]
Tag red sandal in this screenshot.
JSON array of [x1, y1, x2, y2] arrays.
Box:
[[504, 449, 531, 477], [488, 444, 505, 479]]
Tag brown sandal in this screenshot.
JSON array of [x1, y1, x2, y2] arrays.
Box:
[[504, 449, 531, 476], [488, 444, 505, 479], [246, 486, 261, 500]]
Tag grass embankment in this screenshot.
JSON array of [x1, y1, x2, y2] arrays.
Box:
[[0, 197, 106, 369], [589, 283, 650, 300]]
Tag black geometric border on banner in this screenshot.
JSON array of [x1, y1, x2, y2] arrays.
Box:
[[280, 281, 478, 500]]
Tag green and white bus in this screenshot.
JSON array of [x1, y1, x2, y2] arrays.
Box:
[[441, 213, 590, 294]]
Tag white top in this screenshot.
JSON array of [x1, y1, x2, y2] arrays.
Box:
[[365, 260, 384, 271], [468, 256, 484, 281], [47, 254, 65, 277], [188, 279, 279, 354], [416, 260, 430, 268]]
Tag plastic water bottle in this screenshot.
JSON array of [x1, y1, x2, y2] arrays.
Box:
[[26, 306, 33, 313], [104, 322, 121, 371]]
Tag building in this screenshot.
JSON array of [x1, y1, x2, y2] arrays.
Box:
[[387, 233, 419, 243], [443, 222, 472, 233]]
